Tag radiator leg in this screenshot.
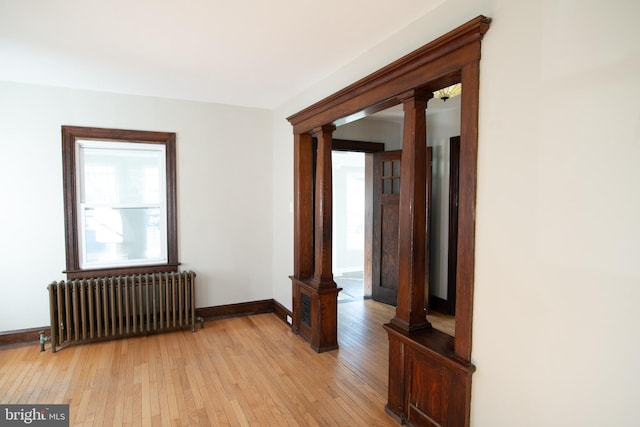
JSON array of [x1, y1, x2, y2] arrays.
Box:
[[194, 316, 204, 332], [39, 331, 50, 353]]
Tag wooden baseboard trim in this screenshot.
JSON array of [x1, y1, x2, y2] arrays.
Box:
[[429, 295, 448, 314], [196, 299, 273, 321], [0, 327, 49, 350], [273, 299, 293, 325], [196, 299, 292, 325], [197, 298, 292, 326], [1, 299, 293, 350]]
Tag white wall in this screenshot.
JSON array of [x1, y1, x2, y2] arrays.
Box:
[[427, 102, 461, 299], [334, 117, 403, 149], [272, 0, 640, 426], [0, 81, 273, 331]]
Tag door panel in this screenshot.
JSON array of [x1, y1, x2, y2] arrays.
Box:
[[372, 149, 433, 307], [372, 151, 402, 305], [380, 203, 400, 292]]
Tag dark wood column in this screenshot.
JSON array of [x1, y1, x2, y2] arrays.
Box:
[[290, 125, 340, 353], [455, 60, 480, 362], [293, 132, 314, 280], [310, 124, 336, 288], [390, 89, 433, 334], [290, 132, 314, 337]]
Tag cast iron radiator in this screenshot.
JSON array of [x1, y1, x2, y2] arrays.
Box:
[[47, 271, 200, 352]]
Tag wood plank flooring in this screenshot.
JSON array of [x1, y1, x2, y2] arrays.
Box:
[[0, 300, 398, 426], [0, 299, 454, 426]]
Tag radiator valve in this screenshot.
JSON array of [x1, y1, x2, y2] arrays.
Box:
[[39, 331, 50, 352]]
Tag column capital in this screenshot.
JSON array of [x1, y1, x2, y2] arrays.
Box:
[[312, 124, 337, 135], [395, 88, 434, 104]]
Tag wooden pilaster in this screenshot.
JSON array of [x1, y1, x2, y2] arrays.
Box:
[[310, 124, 337, 288], [390, 89, 433, 334], [291, 132, 315, 336], [455, 60, 480, 362], [293, 132, 314, 280]]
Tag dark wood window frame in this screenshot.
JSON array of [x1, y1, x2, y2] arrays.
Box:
[[61, 126, 179, 280]]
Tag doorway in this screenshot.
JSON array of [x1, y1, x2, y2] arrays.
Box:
[[287, 16, 490, 425], [332, 150, 366, 302], [330, 139, 385, 304], [332, 98, 460, 320]]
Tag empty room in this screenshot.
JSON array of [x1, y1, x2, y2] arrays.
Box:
[[1, 0, 639, 426]]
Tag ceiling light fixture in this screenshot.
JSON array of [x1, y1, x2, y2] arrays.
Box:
[[433, 83, 461, 101]]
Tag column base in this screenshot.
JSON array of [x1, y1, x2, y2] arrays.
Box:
[[290, 276, 341, 353], [389, 315, 432, 335]]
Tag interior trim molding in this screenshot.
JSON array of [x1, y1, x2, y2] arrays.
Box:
[[0, 327, 48, 350], [287, 15, 491, 425], [0, 299, 293, 350], [287, 15, 491, 134]]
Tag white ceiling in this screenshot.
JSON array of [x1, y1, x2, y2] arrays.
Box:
[[0, 0, 446, 109]]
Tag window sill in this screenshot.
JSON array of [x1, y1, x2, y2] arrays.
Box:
[[64, 263, 180, 280]]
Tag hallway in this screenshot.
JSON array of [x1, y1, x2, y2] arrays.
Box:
[[336, 271, 365, 302]]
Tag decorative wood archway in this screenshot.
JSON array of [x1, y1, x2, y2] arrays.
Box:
[[287, 16, 491, 426]]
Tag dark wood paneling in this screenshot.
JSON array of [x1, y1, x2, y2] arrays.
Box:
[[384, 323, 475, 427], [409, 350, 445, 425], [385, 334, 406, 423], [291, 277, 341, 353]]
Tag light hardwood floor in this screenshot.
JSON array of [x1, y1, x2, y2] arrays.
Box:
[[0, 300, 454, 426], [0, 300, 392, 426]]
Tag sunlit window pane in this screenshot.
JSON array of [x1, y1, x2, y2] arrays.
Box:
[[80, 143, 164, 205], [77, 140, 167, 269], [83, 207, 164, 267]]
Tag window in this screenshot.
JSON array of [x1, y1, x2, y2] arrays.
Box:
[[62, 126, 178, 279]]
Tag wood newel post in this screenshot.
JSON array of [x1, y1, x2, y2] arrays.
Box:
[[310, 124, 337, 288], [390, 89, 433, 333]]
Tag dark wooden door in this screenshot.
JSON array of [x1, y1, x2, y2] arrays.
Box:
[[372, 149, 433, 306], [446, 136, 460, 315], [372, 151, 402, 305]]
